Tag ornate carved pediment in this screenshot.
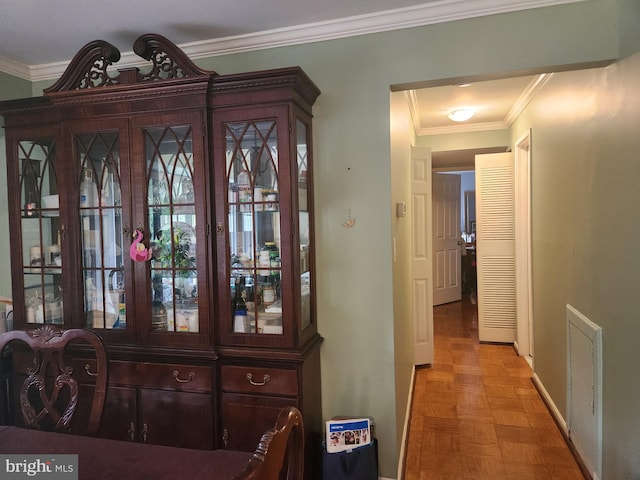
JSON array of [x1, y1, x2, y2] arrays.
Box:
[[44, 40, 121, 93], [133, 33, 213, 81], [44, 33, 215, 95]]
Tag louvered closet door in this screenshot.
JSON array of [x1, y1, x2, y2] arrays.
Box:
[[475, 152, 516, 343]]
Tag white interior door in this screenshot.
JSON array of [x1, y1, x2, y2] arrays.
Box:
[[432, 173, 462, 306], [475, 152, 516, 343], [411, 147, 433, 365]]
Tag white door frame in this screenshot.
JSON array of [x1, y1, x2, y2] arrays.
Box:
[[514, 131, 534, 366], [416, 141, 532, 356]]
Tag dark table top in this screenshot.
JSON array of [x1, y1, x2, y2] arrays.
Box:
[[0, 426, 253, 480]]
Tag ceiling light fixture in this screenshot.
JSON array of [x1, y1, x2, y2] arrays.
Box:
[[448, 108, 475, 122]]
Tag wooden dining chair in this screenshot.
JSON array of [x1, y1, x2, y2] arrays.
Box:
[[0, 325, 108, 436], [233, 406, 305, 480]]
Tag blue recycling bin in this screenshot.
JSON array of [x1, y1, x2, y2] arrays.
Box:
[[322, 439, 378, 480]]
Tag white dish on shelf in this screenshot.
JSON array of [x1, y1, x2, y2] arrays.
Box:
[[41, 194, 59, 209], [265, 300, 282, 313]]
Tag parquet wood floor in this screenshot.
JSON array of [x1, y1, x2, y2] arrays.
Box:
[[403, 297, 586, 480]]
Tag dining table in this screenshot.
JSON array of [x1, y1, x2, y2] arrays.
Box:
[[0, 426, 253, 480]]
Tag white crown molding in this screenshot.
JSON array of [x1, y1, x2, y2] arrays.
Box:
[[2, 0, 584, 82], [0, 54, 31, 81], [406, 90, 422, 135], [503, 72, 552, 125]]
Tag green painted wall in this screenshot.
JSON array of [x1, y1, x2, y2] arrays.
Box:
[[618, 0, 640, 58], [3, 0, 635, 477], [509, 53, 640, 478], [0, 72, 31, 101], [0, 73, 31, 301]]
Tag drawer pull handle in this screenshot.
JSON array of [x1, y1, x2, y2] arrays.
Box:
[[246, 373, 270, 386], [173, 370, 196, 383], [141, 422, 148, 443], [84, 364, 98, 377]]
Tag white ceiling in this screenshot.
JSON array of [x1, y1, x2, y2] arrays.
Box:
[[0, 0, 565, 148], [412, 73, 552, 169], [409, 74, 550, 136]]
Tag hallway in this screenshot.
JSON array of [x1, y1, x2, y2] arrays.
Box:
[[403, 297, 585, 479]]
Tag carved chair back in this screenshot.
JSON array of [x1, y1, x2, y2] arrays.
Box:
[[233, 406, 305, 480], [0, 326, 108, 436]]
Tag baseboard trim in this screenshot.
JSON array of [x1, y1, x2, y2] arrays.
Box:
[[531, 372, 593, 480], [531, 373, 566, 434], [395, 365, 416, 480]]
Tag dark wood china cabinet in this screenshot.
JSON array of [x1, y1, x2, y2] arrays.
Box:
[[0, 34, 322, 465]]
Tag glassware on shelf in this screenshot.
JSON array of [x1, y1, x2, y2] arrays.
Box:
[[152, 300, 168, 331], [108, 269, 125, 329], [46, 245, 61, 266], [24, 190, 39, 217], [237, 170, 251, 212], [264, 191, 278, 211], [233, 276, 249, 333], [41, 194, 59, 217], [24, 283, 64, 325], [262, 281, 276, 306], [177, 178, 195, 204], [29, 246, 43, 267], [79, 168, 98, 210], [44, 288, 63, 325], [175, 300, 198, 332], [26, 292, 44, 324], [21, 156, 43, 218]]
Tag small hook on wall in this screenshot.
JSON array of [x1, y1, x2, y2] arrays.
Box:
[[342, 209, 356, 228]]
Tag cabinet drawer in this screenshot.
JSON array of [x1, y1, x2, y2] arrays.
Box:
[[107, 361, 212, 393], [71, 358, 102, 383], [139, 363, 212, 392], [220, 365, 298, 396], [10, 353, 99, 385]]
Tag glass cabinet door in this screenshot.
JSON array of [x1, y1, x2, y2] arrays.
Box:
[[72, 115, 206, 343], [145, 124, 200, 334], [226, 119, 283, 336], [19, 138, 63, 325], [76, 132, 126, 330], [296, 119, 312, 332]]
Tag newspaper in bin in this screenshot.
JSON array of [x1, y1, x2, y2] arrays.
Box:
[[326, 417, 372, 453]]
